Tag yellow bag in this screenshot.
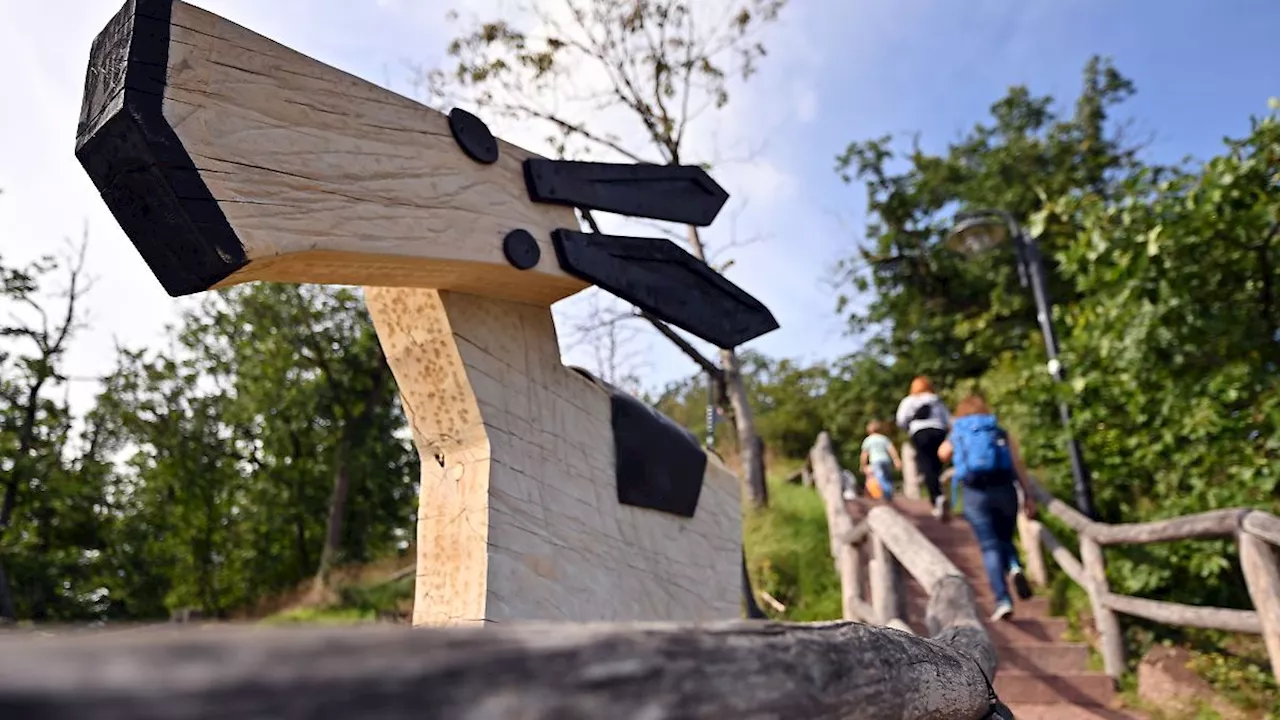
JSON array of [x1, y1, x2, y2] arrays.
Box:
[[864, 472, 883, 500]]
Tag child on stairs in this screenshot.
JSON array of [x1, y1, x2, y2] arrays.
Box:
[[859, 421, 902, 503]]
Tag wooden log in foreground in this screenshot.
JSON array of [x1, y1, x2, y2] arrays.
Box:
[[0, 620, 994, 720]]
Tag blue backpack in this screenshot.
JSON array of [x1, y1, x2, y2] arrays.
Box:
[[950, 413, 1015, 489]]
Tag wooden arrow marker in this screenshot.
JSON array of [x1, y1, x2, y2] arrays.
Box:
[[524, 159, 730, 226], [551, 229, 779, 349]]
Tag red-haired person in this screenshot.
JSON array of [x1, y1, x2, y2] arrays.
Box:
[[939, 394, 1038, 621], [895, 376, 952, 518]]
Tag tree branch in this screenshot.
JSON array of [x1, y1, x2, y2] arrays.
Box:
[[638, 311, 720, 378]]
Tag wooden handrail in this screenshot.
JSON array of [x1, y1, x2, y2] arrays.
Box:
[[1019, 476, 1280, 683], [808, 431, 998, 712], [0, 617, 995, 719]]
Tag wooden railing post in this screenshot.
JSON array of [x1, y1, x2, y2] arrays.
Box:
[[871, 534, 905, 625], [810, 432, 876, 622], [1017, 510, 1048, 587], [901, 442, 922, 500], [1239, 530, 1280, 683], [1080, 537, 1125, 679], [840, 542, 866, 621]]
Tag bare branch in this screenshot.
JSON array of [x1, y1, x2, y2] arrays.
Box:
[[639, 311, 720, 378]]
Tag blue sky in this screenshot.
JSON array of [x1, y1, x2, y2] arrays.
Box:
[[1, 0, 1276, 414]]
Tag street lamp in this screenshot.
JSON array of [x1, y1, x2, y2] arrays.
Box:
[[948, 209, 1098, 520]]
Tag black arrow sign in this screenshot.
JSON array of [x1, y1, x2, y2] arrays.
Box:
[[551, 229, 779, 349], [525, 160, 729, 227]]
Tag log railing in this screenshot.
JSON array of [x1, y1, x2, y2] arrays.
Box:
[[808, 431, 999, 698], [0, 432, 1000, 720], [1018, 477, 1280, 683]]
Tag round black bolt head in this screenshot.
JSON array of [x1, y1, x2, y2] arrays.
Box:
[[503, 229, 541, 270], [448, 108, 499, 165]]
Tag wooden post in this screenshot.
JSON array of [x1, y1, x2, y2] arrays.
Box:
[[75, 0, 779, 627], [901, 442, 922, 500], [1017, 509, 1048, 587], [810, 432, 874, 621], [1239, 531, 1280, 683], [1081, 537, 1125, 680], [871, 534, 904, 625]]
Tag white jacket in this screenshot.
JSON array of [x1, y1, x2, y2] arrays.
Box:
[[895, 392, 951, 436]]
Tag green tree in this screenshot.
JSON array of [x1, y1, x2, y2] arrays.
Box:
[[0, 239, 103, 621], [832, 55, 1279, 617]]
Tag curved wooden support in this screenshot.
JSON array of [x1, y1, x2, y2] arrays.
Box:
[[366, 288, 741, 625], [0, 618, 996, 720]]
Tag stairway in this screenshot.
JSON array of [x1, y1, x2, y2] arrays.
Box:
[[891, 499, 1143, 719]]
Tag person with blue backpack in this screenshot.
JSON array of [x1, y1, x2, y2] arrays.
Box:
[[939, 394, 1039, 621]]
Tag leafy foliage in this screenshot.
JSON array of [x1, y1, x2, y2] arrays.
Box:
[[0, 261, 417, 621], [829, 57, 1279, 626]]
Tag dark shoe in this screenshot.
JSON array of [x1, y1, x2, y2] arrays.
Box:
[[1010, 567, 1033, 600]]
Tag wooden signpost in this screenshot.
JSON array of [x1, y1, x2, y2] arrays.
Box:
[[76, 0, 779, 626]]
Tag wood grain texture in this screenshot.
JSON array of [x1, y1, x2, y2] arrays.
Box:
[[157, 1, 587, 304], [365, 288, 740, 625], [1239, 531, 1280, 682], [1101, 592, 1262, 634], [924, 575, 998, 682], [0, 619, 996, 720]]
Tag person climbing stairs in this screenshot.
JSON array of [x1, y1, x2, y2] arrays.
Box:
[[893, 499, 1143, 719]]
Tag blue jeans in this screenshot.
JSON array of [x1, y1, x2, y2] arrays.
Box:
[[961, 482, 1022, 605], [871, 461, 894, 500]]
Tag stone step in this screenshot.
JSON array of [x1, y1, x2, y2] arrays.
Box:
[[994, 643, 1091, 674], [1004, 703, 1142, 719], [994, 671, 1115, 706]]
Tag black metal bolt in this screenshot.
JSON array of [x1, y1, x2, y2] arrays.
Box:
[[503, 230, 541, 270], [448, 108, 499, 165]]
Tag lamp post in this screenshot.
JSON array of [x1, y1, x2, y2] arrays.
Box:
[[948, 209, 1098, 520]]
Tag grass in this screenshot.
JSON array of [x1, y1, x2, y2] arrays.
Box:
[[261, 570, 414, 626], [743, 462, 843, 622]]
